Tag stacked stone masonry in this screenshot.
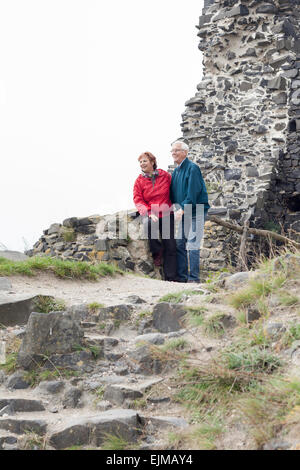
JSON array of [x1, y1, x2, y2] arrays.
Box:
[[175, 0, 300, 273]]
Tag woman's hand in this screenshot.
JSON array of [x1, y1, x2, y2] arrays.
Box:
[[149, 213, 159, 222]]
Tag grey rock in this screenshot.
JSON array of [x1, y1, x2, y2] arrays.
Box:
[[95, 400, 112, 412], [127, 344, 167, 375], [17, 311, 84, 369], [224, 169, 242, 181], [67, 304, 89, 322], [144, 415, 188, 429], [135, 333, 165, 345], [0, 278, 12, 291], [152, 303, 186, 333], [97, 305, 133, 322], [267, 76, 286, 90], [0, 405, 15, 416], [224, 272, 251, 289], [6, 371, 31, 390], [0, 435, 18, 450], [38, 380, 65, 394], [265, 323, 286, 338], [256, 4, 277, 14], [246, 308, 261, 323], [104, 384, 143, 405], [49, 409, 141, 449], [0, 294, 44, 327], [0, 419, 47, 435], [62, 387, 82, 408], [273, 92, 287, 105], [47, 224, 62, 235], [126, 295, 146, 304], [0, 398, 45, 412]]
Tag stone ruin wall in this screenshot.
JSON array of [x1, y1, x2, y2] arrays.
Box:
[[179, 0, 300, 274], [29, 0, 300, 279]]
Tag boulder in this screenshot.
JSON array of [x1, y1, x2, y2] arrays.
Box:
[[17, 311, 84, 369], [152, 303, 186, 333]]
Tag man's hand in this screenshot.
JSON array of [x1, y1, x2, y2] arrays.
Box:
[[149, 213, 159, 222], [175, 208, 184, 221]]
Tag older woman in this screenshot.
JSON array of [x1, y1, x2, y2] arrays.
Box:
[[133, 151, 177, 281]]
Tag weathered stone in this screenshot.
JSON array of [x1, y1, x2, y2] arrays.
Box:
[[104, 384, 143, 405], [224, 169, 242, 181], [256, 4, 277, 14], [144, 416, 188, 429], [38, 380, 65, 394], [264, 323, 286, 339], [224, 272, 251, 289], [49, 409, 141, 450], [135, 333, 165, 345], [126, 295, 146, 304], [0, 419, 47, 435], [97, 305, 133, 322], [0, 399, 45, 412], [62, 387, 82, 408], [0, 294, 43, 327], [127, 345, 165, 375], [152, 303, 186, 333], [17, 311, 84, 369], [5, 371, 31, 390], [0, 435, 18, 450]]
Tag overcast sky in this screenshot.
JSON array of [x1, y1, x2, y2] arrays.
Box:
[[0, 0, 204, 252]]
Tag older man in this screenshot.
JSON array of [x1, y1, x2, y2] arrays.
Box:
[[170, 141, 210, 283]]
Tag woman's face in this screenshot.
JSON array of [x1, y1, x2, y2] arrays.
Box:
[[139, 156, 154, 174]]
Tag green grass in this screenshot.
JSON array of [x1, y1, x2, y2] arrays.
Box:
[[168, 420, 223, 450], [203, 313, 226, 337], [100, 433, 131, 450], [224, 348, 282, 373], [0, 352, 18, 374], [88, 302, 105, 313], [0, 256, 122, 280], [159, 290, 204, 304], [33, 296, 66, 313], [228, 275, 287, 311], [277, 292, 300, 307], [280, 324, 300, 348], [238, 377, 300, 448], [160, 338, 188, 352], [186, 306, 207, 327]]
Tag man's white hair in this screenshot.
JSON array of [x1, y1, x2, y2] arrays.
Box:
[[172, 141, 189, 152]]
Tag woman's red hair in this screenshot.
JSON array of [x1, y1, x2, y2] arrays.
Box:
[[138, 152, 157, 170]]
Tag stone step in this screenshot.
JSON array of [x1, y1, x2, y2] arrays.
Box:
[[0, 417, 47, 435], [49, 409, 142, 450], [0, 398, 45, 413]]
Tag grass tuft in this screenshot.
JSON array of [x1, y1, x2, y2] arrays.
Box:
[[0, 256, 122, 280]]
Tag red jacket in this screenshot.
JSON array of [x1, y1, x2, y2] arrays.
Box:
[[133, 169, 173, 218]]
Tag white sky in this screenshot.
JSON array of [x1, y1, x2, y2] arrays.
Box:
[[0, 0, 204, 252]]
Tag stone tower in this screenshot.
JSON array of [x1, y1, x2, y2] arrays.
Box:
[[179, 0, 300, 273]]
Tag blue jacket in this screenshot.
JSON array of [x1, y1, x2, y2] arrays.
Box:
[[170, 158, 210, 217]]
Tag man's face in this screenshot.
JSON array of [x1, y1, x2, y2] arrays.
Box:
[[171, 144, 187, 165]]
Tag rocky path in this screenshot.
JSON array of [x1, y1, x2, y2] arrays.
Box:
[[7, 272, 203, 307], [0, 272, 221, 450]]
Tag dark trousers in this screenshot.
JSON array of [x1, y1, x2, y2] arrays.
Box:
[[143, 213, 177, 281]]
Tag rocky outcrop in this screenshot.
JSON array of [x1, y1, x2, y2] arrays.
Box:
[[27, 212, 158, 278]]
